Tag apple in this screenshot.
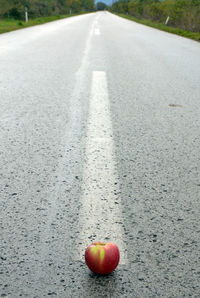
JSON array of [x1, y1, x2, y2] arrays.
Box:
[[85, 241, 120, 275]]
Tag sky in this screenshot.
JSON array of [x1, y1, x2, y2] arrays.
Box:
[[95, 0, 165, 5], [95, 0, 113, 6]]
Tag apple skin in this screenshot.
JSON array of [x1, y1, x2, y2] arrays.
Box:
[[85, 241, 120, 275]]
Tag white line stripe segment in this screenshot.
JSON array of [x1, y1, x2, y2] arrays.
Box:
[[94, 28, 100, 35], [76, 71, 127, 264]]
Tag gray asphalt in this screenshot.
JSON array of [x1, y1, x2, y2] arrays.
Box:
[[0, 12, 200, 298]]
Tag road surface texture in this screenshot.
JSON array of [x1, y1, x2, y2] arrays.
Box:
[[0, 12, 200, 298]]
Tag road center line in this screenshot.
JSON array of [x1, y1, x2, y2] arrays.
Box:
[[76, 71, 127, 264], [94, 28, 100, 35]]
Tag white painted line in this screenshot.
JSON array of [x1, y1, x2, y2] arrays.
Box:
[[76, 71, 127, 265], [33, 17, 95, 270], [94, 28, 100, 35]]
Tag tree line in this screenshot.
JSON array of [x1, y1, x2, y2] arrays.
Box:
[[110, 0, 200, 32], [0, 0, 95, 19]]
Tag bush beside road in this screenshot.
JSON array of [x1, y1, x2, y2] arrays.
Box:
[[0, 13, 91, 34], [115, 13, 200, 42]]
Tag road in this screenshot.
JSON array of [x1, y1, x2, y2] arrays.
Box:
[[0, 11, 200, 298]]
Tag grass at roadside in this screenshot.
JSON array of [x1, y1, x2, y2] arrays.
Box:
[[0, 12, 89, 34], [115, 13, 200, 42]]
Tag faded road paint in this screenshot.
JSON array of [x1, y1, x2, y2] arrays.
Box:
[[76, 71, 127, 264]]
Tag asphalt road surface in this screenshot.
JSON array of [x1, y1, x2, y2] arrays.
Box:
[[0, 12, 200, 298]]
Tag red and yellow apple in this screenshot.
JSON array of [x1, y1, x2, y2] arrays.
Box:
[[85, 241, 120, 275]]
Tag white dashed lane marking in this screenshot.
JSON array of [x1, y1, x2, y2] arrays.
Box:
[[76, 71, 127, 264], [94, 28, 100, 35]]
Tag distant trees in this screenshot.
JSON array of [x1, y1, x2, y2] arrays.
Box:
[[110, 0, 200, 32], [96, 2, 107, 10], [0, 0, 14, 18], [0, 0, 95, 19]]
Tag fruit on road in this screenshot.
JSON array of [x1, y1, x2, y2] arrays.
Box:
[[85, 241, 120, 274]]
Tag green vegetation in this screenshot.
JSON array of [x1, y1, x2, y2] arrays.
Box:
[[96, 2, 108, 11], [115, 13, 200, 41], [110, 0, 200, 41], [0, 0, 95, 19], [0, 13, 90, 34], [0, 0, 95, 34]]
